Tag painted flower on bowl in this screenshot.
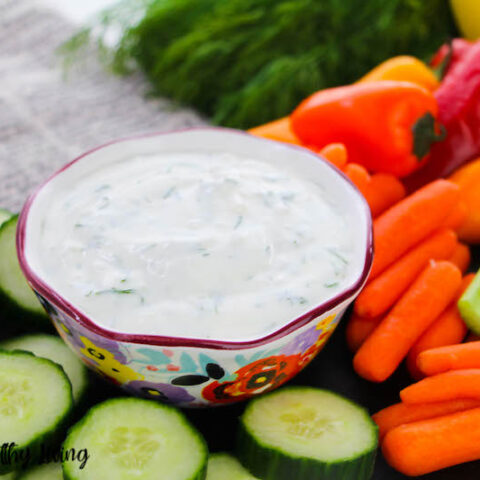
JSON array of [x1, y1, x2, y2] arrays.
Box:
[[281, 323, 322, 356], [281, 313, 338, 356], [202, 354, 301, 404], [297, 329, 335, 369], [78, 336, 142, 385], [125, 380, 195, 404], [280, 315, 337, 356]]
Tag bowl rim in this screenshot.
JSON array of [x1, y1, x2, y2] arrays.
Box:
[[17, 127, 373, 351]]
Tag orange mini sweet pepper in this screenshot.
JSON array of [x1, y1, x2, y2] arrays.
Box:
[[291, 81, 445, 178], [248, 117, 301, 145]]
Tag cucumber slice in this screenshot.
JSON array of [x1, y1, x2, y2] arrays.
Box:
[[459, 269, 480, 334], [237, 387, 378, 480], [0, 209, 12, 228], [16, 463, 63, 479], [63, 398, 208, 480], [1, 334, 88, 403], [0, 350, 73, 474], [0, 473, 16, 480], [0, 216, 49, 330], [207, 453, 259, 480]]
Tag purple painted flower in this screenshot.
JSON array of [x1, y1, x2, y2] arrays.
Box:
[[126, 380, 195, 404], [85, 334, 127, 364], [281, 323, 320, 355]]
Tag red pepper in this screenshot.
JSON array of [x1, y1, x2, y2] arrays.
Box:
[[291, 81, 443, 177], [430, 38, 473, 79], [405, 41, 480, 192]]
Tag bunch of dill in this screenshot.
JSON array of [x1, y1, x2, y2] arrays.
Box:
[[63, 0, 456, 129]]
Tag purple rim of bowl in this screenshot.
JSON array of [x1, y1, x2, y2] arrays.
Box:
[[17, 127, 374, 351]]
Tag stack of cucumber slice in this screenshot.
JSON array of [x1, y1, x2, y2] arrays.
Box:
[[16, 463, 63, 480], [237, 387, 378, 480], [58, 387, 377, 479], [0, 210, 12, 228], [459, 271, 480, 335], [0, 350, 73, 475], [0, 343, 378, 479], [206, 453, 259, 480], [62, 398, 208, 480], [0, 216, 49, 330], [0, 472, 16, 480], [1, 334, 88, 404]]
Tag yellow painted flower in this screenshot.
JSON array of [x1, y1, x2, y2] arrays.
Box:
[[79, 336, 143, 384], [316, 314, 337, 331], [59, 322, 71, 336]]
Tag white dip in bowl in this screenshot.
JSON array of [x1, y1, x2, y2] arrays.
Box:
[[23, 129, 369, 342]]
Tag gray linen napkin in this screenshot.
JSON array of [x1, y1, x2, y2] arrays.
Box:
[[0, 0, 205, 212]]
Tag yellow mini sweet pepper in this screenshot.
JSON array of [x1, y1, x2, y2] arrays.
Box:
[[357, 56, 439, 92], [450, 0, 480, 40]]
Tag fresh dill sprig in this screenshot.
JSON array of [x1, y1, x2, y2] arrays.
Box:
[[88, 288, 136, 296], [234, 215, 243, 230], [60, 0, 456, 129]]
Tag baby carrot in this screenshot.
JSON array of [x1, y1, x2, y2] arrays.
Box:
[[343, 162, 370, 193], [407, 304, 467, 380], [318, 143, 348, 170], [443, 200, 468, 231], [364, 173, 406, 218], [406, 273, 473, 379], [345, 313, 382, 352], [354, 229, 457, 318], [248, 117, 302, 145], [418, 340, 480, 376], [382, 407, 480, 476], [373, 399, 480, 440], [448, 242, 471, 274], [401, 369, 480, 404], [369, 179, 460, 280], [353, 260, 462, 382], [343, 164, 406, 218]]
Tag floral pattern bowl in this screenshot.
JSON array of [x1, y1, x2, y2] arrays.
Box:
[[17, 128, 373, 407]]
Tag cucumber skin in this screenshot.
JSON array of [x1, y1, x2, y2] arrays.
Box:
[[207, 453, 259, 480], [63, 457, 207, 480], [16, 463, 63, 480], [0, 216, 51, 333], [236, 387, 378, 480], [0, 288, 54, 334], [1, 335, 90, 406], [62, 397, 208, 480], [237, 422, 376, 480], [0, 208, 12, 227], [0, 351, 74, 475], [458, 270, 480, 335]]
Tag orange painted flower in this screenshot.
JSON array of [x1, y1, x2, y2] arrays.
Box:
[[202, 354, 301, 404]]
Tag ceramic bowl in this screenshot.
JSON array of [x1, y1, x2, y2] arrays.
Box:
[[17, 128, 373, 407]]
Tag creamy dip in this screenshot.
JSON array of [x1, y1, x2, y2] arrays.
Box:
[[27, 150, 360, 341]]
